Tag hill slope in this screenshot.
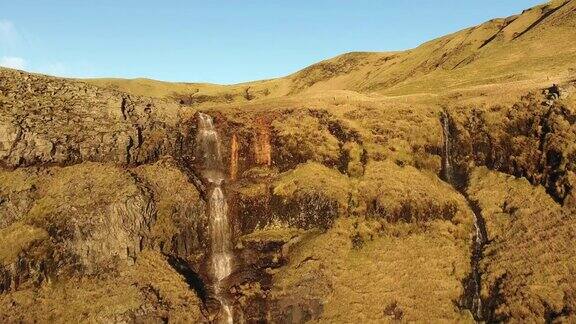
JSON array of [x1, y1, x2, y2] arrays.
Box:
[[0, 1, 575, 323], [85, 0, 576, 102]]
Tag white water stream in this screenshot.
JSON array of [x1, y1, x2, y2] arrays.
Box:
[[197, 113, 234, 324], [442, 113, 484, 320]]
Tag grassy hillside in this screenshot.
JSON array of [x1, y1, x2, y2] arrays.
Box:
[[1, 0, 575, 322], [83, 0, 576, 102]]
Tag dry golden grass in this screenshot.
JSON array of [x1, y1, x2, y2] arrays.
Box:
[[273, 162, 350, 208], [272, 112, 342, 167], [85, 76, 287, 106], [82, 1, 575, 107], [271, 218, 474, 322]]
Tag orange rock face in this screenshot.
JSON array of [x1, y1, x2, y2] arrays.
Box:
[[230, 132, 239, 181], [254, 118, 272, 166]]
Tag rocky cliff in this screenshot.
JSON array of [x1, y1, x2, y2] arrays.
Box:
[[1, 65, 574, 322], [1, 1, 576, 322]]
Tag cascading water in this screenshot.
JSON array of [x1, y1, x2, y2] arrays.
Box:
[[441, 112, 486, 321], [441, 113, 454, 185], [196, 112, 234, 324], [209, 186, 233, 324]]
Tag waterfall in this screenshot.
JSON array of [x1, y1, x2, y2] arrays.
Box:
[[209, 186, 233, 324], [441, 113, 454, 184], [469, 203, 485, 321], [196, 113, 224, 174], [441, 111, 485, 320], [196, 112, 234, 324]]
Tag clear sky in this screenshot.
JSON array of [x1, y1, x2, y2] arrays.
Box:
[[0, 0, 544, 84]]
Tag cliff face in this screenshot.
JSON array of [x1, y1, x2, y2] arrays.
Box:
[[1, 2, 576, 322], [0, 160, 207, 322], [1, 65, 574, 322], [0, 69, 193, 168], [447, 90, 576, 208]]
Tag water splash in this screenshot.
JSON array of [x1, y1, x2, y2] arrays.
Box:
[[196, 112, 234, 324]]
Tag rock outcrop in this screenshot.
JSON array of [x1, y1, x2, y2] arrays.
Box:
[[0, 68, 192, 168], [447, 90, 576, 209]]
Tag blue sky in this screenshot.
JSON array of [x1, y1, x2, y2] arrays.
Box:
[[0, 0, 544, 84]]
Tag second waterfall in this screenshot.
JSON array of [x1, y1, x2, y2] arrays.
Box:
[[441, 111, 486, 321], [196, 112, 234, 324]]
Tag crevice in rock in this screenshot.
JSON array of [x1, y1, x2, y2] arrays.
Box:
[[536, 96, 572, 205], [121, 97, 128, 120], [296, 256, 318, 269], [451, 54, 477, 70], [126, 136, 134, 164], [458, 197, 489, 320], [451, 92, 574, 208], [126, 170, 157, 245], [174, 116, 208, 200], [166, 255, 210, 303], [545, 303, 571, 323], [6, 125, 23, 160], [482, 273, 507, 322], [176, 161, 207, 201]]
